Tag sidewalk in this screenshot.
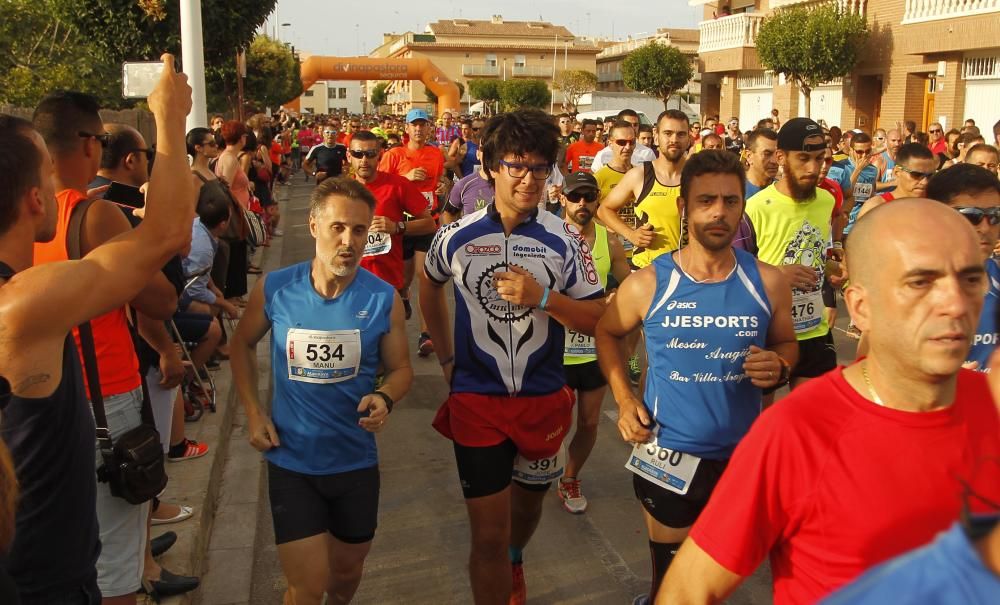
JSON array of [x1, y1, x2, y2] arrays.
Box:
[[147, 182, 292, 605]]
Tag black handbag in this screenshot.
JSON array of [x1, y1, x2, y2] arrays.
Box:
[[69, 198, 168, 505]]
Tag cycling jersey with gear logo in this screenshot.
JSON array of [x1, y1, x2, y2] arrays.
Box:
[[264, 262, 394, 475], [425, 205, 604, 396]]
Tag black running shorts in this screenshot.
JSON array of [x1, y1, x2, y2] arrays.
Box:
[[632, 457, 728, 529], [267, 463, 380, 545], [792, 331, 838, 379]]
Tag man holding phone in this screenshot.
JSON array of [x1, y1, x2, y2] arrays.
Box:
[[832, 131, 880, 236]]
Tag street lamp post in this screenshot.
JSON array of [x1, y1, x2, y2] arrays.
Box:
[[180, 0, 208, 129]]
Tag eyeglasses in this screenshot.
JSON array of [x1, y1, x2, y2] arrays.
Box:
[[78, 131, 110, 148], [896, 164, 934, 180], [955, 206, 1000, 226], [929, 129, 943, 134], [349, 149, 379, 159], [613, 138, 636, 147], [498, 159, 551, 180], [130, 148, 155, 161], [566, 190, 598, 204]]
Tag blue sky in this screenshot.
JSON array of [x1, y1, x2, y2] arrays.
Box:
[[264, 0, 706, 56]]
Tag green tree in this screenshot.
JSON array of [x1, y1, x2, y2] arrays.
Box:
[[243, 35, 302, 112], [371, 82, 389, 109], [426, 81, 464, 105], [622, 43, 693, 110], [55, 0, 277, 113], [498, 80, 551, 112], [0, 0, 120, 107], [552, 69, 597, 112], [756, 4, 868, 116], [468, 79, 501, 115]]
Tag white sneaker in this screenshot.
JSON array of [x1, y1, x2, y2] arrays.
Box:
[[557, 478, 588, 514], [271, 229, 284, 237], [631, 595, 650, 605]]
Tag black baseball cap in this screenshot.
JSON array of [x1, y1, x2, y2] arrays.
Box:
[[563, 172, 599, 194], [777, 118, 827, 152]]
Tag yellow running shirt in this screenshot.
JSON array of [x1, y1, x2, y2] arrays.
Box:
[[594, 165, 628, 201], [745, 183, 835, 341], [631, 162, 682, 269]]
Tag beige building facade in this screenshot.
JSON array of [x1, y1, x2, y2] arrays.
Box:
[[596, 28, 702, 107], [367, 15, 600, 114], [695, 0, 1000, 132]]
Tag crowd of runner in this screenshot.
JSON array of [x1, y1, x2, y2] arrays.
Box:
[[1, 53, 1000, 605]]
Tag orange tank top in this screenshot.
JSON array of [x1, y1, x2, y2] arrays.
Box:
[[33, 189, 141, 397]]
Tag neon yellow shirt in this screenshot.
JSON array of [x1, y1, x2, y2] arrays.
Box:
[[746, 184, 835, 340]]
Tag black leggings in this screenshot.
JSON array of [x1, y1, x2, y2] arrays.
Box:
[[224, 239, 248, 299]]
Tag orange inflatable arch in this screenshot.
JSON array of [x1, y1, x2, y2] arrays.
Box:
[[287, 56, 461, 117]]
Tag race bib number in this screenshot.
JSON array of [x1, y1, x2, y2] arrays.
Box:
[[286, 329, 361, 384], [363, 231, 392, 257], [564, 329, 596, 357], [625, 442, 700, 495], [791, 288, 824, 334], [854, 182, 874, 203], [512, 443, 566, 484]]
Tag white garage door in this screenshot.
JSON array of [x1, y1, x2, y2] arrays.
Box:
[[798, 85, 844, 129], [963, 79, 1000, 133], [738, 90, 773, 126]]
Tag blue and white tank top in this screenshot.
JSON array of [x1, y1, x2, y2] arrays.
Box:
[[643, 248, 772, 459], [969, 258, 1000, 371], [264, 262, 394, 474]]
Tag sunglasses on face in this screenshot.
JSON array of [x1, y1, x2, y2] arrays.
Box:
[[566, 190, 598, 203], [956, 206, 1000, 226], [349, 149, 379, 159], [614, 138, 636, 147], [896, 164, 934, 180], [78, 131, 110, 148], [130, 148, 155, 161], [929, 129, 943, 134]]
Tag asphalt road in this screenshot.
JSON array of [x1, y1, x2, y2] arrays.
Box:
[[245, 178, 859, 605]]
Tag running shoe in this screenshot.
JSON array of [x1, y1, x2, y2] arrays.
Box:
[[271, 228, 284, 237], [631, 595, 650, 605], [418, 332, 434, 357], [557, 477, 588, 514], [510, 561, 526, 605], [167, 438, 209, 462], [628, 355, 641, 386]]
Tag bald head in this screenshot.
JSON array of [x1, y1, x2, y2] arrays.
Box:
[[100, 123, 145, 171], [846, 199, 980, 289]]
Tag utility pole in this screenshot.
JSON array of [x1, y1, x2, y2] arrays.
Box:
[[180, 0, 208, 129]]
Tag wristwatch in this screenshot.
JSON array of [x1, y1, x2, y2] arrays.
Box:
[[397, 221, 407, 235]]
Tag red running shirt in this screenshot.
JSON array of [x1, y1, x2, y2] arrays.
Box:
[[360, 172, 431, 289], [689, 367, 1000, 605], [565, 141, 605, 173]]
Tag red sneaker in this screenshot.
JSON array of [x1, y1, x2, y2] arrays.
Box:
[[509, 561, 526, 605], [167, 439, 209, 462]]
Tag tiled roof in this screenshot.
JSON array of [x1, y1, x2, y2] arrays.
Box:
[[428, 18, 575, 38]]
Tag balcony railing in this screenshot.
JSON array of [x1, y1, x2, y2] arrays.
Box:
[[903, 0, 1000, 23], [597, 71, 623, 83], [769, 0, 866, 13], [511, 65, 554, 77], [698, 13, 765, 53], [462, 64, 500, 77]]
